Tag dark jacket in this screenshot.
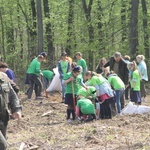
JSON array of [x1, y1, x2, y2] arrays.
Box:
[[104, 57, 129, 85], [0, 72, 21, 125]]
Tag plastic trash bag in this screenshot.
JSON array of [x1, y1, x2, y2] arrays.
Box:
[[121, 102, 150, 115], [46, 67, 62, 92]]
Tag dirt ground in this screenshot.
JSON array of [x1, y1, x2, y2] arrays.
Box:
[[7, 91, 150, 150]]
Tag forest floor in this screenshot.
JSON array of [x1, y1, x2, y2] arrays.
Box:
[[7, 91, 150, 150]]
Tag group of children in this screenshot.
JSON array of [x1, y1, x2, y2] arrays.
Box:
[[24, 51, 148, 123], [0, 50, 147, 125], [59, 52, 148, 123]]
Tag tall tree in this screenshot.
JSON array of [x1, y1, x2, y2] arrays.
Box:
[[129, 0, 139, 58], [30, 0, 37, 57], [141, 0, 149, 59], [17, 0, 23, 59], [97, 0, 104, 55], [36, 0, 43, 54], [0, 7, 5, 60], [121, 0, 127, 44], [82, 0, 94, 70], [66, 0, 75, 56], [43, 0, 54, 66]]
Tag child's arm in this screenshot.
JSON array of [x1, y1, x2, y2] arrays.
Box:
[[75, 107, 80, 117], [63, 77, 73, 85]]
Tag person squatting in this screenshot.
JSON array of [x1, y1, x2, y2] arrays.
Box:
[[60, 51, 148, 123]]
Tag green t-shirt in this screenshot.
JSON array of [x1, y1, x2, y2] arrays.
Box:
[[63, 72, 83, 94], [131, 69, 140, 91], [77, 86, 96, 98], [77, 58, 87, 75], [42, 70, 54, 81], [87, 75, 106, 86], [27, 58, 41, 76], [60, 61, 69, 74], [108, 75, 125, 90], [77, 98, 95, 114]]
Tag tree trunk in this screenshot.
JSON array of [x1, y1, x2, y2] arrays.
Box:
[[129, 0, 139, 59], [141, 0, 149, 59], [43, 0, 54, 68], [97, 0, 104, 55], [17, 0, 23, 59], [66, 0, 75, 56], [0, 8, 5, 60], [82, 0, 94, 70], [121, 0, 127, 43], [36, 0, 43, 54], [29, 0, 37, 58]]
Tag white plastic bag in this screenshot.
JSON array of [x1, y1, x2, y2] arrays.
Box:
[[46, 67, 62, 92], [121, 102, 150, 115]]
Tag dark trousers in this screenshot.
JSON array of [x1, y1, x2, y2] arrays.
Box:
[[125, 86, 129, 100], [0, 121, 7, 150], [28, 74, 42, 99], [140, 80, 146, 98], [120, 93, 125, 109], [100, 99, 112, 119]]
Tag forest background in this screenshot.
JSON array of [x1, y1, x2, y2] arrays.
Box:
[[0, 0, 150, 90]]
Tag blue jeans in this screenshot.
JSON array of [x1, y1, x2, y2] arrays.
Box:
[[115, 89, 124, 113], [60, 79, 66, 100]]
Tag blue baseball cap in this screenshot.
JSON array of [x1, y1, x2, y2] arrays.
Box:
[[40, 52, 47, 58]]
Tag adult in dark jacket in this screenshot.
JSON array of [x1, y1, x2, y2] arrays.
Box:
[[104, 52, 129, 110], [0, 72, 22, 150]]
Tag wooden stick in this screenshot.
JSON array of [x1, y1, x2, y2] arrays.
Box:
[[71, 80, 76, 112]]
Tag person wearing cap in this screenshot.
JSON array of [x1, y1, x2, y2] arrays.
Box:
[[25, 52, 47, 95], [63, 65, 87, 123], [26, 55, 45, 100], [104, 52, 129, 110], [40, 52, 47, 61], [58, 52, 70, 102], [75, 52, 87, 76], [76, 88, 96, 122]]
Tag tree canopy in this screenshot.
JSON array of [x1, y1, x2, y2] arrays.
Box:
[[0, 0, 149, 76]]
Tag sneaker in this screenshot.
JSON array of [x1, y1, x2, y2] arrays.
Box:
[[67, 119, 73, 124], [35, 96, 44, 100]]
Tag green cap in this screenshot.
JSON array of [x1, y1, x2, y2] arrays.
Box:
[[87, 86, 96, 96], [77, 88, 87, 97]]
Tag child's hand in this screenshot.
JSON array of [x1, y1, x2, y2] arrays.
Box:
[[68, 77, 73, 82], [85, 86, 89, 91]]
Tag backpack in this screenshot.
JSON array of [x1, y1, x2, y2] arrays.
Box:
[[0, 76, 10, 124]]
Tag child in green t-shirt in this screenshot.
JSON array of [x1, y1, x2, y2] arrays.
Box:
[[42, 70, 54, 88], [58, 52, 70, 102], [63, 66, 87, 123], [75, 52, 87, 76], [76, 88, 96, 122], [127, 61, 142, 104], [106, 71, 125, 113], [84, 71, 114, 119]]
